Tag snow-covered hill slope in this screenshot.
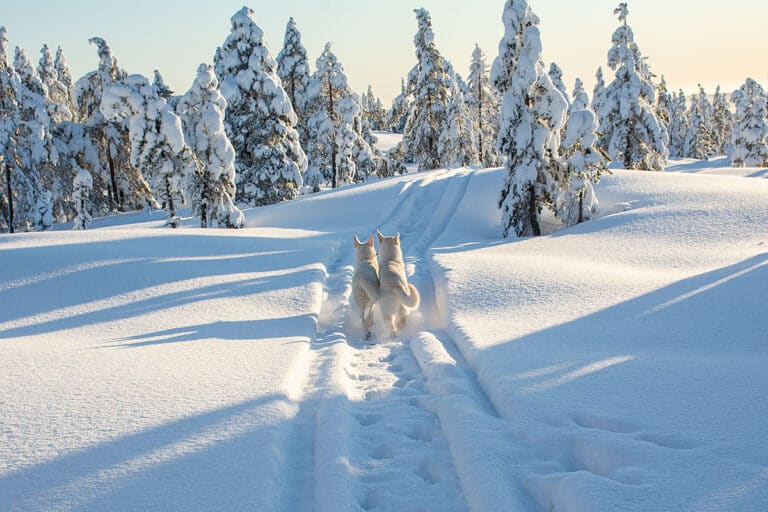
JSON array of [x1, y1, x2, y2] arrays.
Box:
[[1, 163, 766, 511]]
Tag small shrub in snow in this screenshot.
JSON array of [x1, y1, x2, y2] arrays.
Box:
[[72, 167, 92, 230]]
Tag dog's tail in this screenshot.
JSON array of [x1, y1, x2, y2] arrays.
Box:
[[398, 283, 420, 309]]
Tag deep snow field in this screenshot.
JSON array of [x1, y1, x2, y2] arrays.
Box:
[[1, 156, 766, 511]]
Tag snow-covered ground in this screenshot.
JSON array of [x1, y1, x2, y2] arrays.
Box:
[[1, 159, 766, 511]]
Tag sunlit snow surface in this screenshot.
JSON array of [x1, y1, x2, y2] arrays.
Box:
[[1, 156, 766, 511]]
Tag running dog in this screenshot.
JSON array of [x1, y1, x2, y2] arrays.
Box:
[[352, 234, 380, 340], [376, 230, 420, 337]]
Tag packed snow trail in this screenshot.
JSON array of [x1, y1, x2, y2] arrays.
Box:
[[276, 169, 470, 511]]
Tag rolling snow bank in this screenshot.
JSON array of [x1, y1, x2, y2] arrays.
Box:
[[427, 167, 768, 511], [1, 161, 766, 511], [0, 174, 413, 510]]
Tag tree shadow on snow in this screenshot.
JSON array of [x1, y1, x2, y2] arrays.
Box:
[[0, 393, 295, 511]]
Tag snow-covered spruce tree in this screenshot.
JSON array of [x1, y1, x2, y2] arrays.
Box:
[[177, 64, 244, 228], [387, 78, 410, 134], [54, 46, 75, 117], [353, 104, 384, 180], [683, 85, 717, 160], [591, 67, 607, 121], [152, 69, 174, 98], [548, 62, 570, 106], [276, 17, 311, 147], [402, 8, 452, 171], [729, 78, 768, 167], [666, 90, 688, 158], [72, 166, 92, 230], [0, 26, 25, 233], [712, 85, 734, 155], [14, 46, 56, 230], [598, 4, 667, 171], [38, 44, 72, 124], [214, 7, 306, 206], [491, 0, 569, 238], [101, 74, 199, 227], [74, 37, 151, 213], [438, 68, 477, 168], [305, 43, 373, 189], [38, 44, 75, 221], [362, 85, 387, 131], [560, 79, 606, 226], [467, 44, 500, 167], [655, 75, 672, 137]]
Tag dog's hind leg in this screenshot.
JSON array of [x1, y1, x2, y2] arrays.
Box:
[[395, 307, 408, 331], [363, 303, 375, 340]]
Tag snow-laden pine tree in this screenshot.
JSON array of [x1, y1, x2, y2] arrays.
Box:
[[467, 44, 500, 167], [276, 17, 311, 146], [152, 70, 173, 99], [438, 68, 477, 168], [591, 67, 607, 121], [74, 37, 151, 213], [387, 78, 410, 133], [402, 8, 452, 171], [560, 79, 606, 226], [598, 4, 667, 171], [352, 100, 385, 180], [655, 75, 672, 137], [54, 46, 74, 117], [712, 85, 734, 155], [72, 167, 92, 230], [362, 86, 387, 130], [667, 90, 689, 158], [305, 43, 374, 189], [14, 46, 56, 230], [491, 0, 569, 238], [101, 74, 199, 227], [548, 62, 570, 106], [729, 78, 768, 167], [215, 7, 306, 206], [177, 64, 244, 228], [683, 85, 717, 160], [0, 27, 26, 233], [38, 45, 72, 123]]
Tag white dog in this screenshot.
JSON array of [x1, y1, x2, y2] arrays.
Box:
[[377, 230, 420, 337], [352, 234, 380, 340]]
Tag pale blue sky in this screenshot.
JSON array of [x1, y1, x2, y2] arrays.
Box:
[[3, 1, 767, 103]]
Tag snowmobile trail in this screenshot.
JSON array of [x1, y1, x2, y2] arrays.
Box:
[[399, 168, 537, 511], [278, 170, 462, 511]]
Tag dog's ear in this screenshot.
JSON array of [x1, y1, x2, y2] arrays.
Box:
[[377, 229, 385, 243], [367, 234, 374, 246], [353, 235, 362, 247], [395, 232, 400, 244]]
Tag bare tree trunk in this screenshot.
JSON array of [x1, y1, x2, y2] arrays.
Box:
[[529, 183, 540, 236], [107, 150, 120, 211], [328, 76, 337, 189], [165, 175, 178, 228], [478, 83, 484, 165], [200, 171, 209, 228], [4, 159, 13, 234]]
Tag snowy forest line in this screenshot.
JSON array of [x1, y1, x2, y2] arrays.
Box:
[[1, 2, 766, 236]]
